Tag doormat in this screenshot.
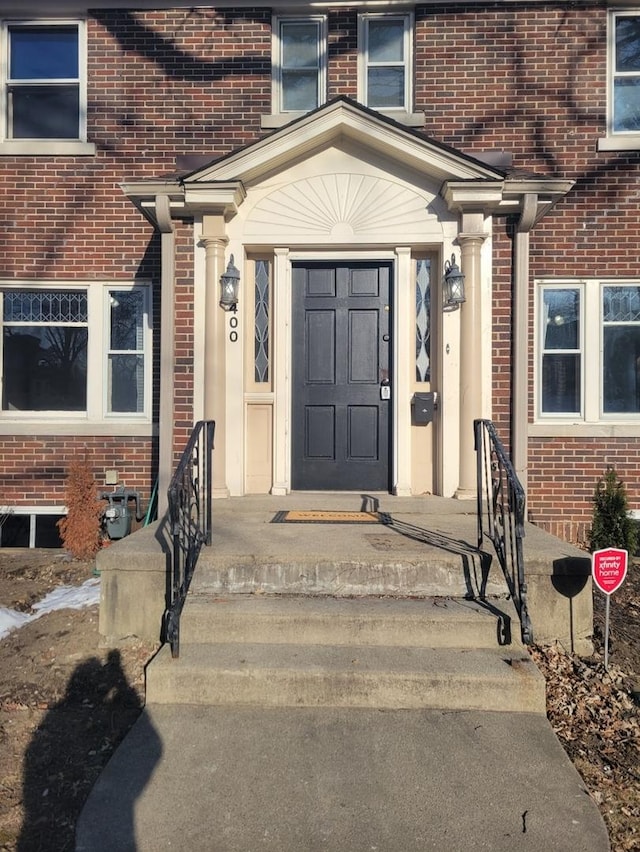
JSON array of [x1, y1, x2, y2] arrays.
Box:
[[271, 510, 381, 524]]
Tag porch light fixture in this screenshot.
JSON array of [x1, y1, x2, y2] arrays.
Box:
[[443, 253, 466, 311], [219, 254, 240, 312]]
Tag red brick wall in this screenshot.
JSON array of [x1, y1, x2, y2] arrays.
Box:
[[0, 4, 638, 543], [328, 10, 358, 99], [413, 3, 639, 544], [0, 436, 156, 507]]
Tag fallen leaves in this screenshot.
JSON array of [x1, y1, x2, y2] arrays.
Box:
[[531, 643, 640, 852]]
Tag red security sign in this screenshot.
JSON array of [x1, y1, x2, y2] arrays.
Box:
[[592, 548, 628, 595]]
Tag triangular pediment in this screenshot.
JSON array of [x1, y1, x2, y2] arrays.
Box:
[[183, 97, 505, 188], [122, 98, 572, 228]]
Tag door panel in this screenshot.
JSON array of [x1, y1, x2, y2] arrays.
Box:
[[292, 262, 391, 490], [305, 406, 335, 459]]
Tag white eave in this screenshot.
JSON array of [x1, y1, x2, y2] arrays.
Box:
[[442, 178, 575, 222], [4, 0, 574, 14], [120, 180, 184, 228], [120, 179, 246, 228], [121, 100, 574, 228]]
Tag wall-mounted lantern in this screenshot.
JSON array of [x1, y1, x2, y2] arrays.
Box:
[[219, 254, 240, 312], [443, 253, 466, 311]]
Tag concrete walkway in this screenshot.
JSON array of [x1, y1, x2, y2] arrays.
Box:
[[77, 705, 610, 851], [79, 493, 608, 850]]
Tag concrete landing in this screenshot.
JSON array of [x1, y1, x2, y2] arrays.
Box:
[[98, 493, 595, 654], [76, 705, 610, 852]]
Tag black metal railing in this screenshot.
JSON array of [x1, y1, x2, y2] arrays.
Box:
[[474, 419, 532, 644], [165, 420, 215, 658]]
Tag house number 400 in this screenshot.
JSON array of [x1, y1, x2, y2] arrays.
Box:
[[229, 315, 238, 343]]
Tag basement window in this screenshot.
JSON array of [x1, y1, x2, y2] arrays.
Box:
[[0, 509, 65, 548]]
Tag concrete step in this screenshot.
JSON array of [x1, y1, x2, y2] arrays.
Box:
[[146, 642, 545, 713], [192, 552, 508, 599], [180, 594, 517, 648]]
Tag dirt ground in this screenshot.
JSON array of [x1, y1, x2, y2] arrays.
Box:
[[0, 551, 157, 852], [0, 550, 638, 852]]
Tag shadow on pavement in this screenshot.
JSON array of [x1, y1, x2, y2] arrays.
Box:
[[17, 649, 159, 852]]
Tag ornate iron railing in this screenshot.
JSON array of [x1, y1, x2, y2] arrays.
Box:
[[165, 420, 215, 658], [474, 419, 532, 644]]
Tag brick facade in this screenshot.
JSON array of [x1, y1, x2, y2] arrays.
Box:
[[1, 3, 638, 544]]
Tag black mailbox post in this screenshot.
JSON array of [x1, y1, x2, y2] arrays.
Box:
[[412, 392, 436, 425]]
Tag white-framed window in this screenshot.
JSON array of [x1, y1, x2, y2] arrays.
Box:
[[0, 282, 152, 422], [536, 281, 640, 422], [0, 20, 93, 153], [610, 12, 640, 135], [272, 16, 327, 115], [2, 20, 87, 142], [358, 13, 413, 112], [600, 11, 640, 150]]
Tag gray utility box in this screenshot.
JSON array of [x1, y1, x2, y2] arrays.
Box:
[[412, 392, 436, 425], [100, 487, 142, 540]]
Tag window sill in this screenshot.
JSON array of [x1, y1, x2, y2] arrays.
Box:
[[597, 135, 640, 152], [0, 420, 157, 437], [0, 140, 96, 156], [529, 421, 640, 438], [374, 109, 425, 127], [261, 110, 425, 130]]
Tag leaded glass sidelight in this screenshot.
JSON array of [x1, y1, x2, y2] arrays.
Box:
[[254, 260, 270, 383], [416, 259, 430, 382]]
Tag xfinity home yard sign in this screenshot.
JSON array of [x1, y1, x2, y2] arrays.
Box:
[[592, 547, 628, 669], [592, 547, 628, 595]]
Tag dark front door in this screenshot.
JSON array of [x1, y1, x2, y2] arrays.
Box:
[[292, 261, 391, 490]]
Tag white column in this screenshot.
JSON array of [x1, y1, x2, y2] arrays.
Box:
[[271, 248, 291, 495], [456, 221, 487, 498], [200, 217, 229, 497], [155, 195, 175, 518], [394, 247, 413, 496]]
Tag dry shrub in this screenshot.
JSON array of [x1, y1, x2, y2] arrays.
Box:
[[57, 457, 104, 560]]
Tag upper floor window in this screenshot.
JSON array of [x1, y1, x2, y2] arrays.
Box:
[[0, 283, 152, 422], [359, 14, 412, 112], [611, 13, 640, 134], [272, 16, 326, 115], [536, 281, 640, 422], [600, 12, 640, 149], [2, 20, 88, 145], [0, 21, 95, 155]]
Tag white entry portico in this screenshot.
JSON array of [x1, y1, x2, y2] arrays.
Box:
[[122, 98, 572, 505]]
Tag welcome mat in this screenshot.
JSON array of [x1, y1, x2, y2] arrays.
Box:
[[272, 510, 381, 524]]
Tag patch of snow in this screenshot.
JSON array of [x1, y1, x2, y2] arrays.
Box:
[[0, 577, 101, 641], [0, 607, 32, 640]]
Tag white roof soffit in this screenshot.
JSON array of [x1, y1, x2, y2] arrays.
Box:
[[442, 177, 575, 220], [184, 100, 505, 187], [120, 180, 184, 227], [120, 179, 246, 226], [5, 1, 564, 14]]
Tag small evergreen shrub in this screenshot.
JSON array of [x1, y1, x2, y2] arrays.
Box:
[[57, 457, 105, 560], [588, 467, 638, 555]]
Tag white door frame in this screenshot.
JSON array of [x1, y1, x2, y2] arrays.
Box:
[[270, 246, 420, 496]]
